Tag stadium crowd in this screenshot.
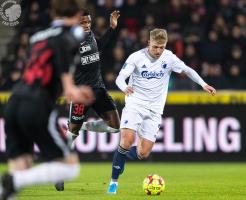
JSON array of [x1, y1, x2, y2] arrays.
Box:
[[0, 0, 246, 91]]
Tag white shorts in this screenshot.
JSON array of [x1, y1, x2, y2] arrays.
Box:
[[120, 104, 161, 142]]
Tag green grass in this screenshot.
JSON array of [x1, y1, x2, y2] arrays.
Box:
[[1, 163, 246, 200]]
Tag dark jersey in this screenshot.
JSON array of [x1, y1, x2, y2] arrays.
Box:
[[15, 24, 83, 103], [74, 28, 114, 88]]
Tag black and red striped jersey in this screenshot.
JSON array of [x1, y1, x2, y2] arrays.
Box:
[[19, 23, 84, 101]]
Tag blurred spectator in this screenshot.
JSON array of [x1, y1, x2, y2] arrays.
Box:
[[94, 16, 107, 37], [121, 0, 142, 34], [97, 0, 116, 21], [212, 15, 229, 39], [200, 30, 224, 63], [183, 11, 205, 43], [136, 28, 149, 49], [19, 1, 50, 34], [228, 25, 246, 50], [116, 28, 137, 56], [225, 45, 246, 89], [143, 14, 156, 31], [173, 43, 201, 90], [166, 25, 184, 58], [112, 45, 125, 73]]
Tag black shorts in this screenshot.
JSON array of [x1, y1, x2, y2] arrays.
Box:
[[69, 88, 116, 124], [4, 92, 71, 161]]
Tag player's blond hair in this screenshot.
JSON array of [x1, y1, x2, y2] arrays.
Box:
[[150, 29, 168, 44]]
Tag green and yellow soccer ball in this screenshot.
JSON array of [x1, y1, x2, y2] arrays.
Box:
[[143, 174, 165, 195]]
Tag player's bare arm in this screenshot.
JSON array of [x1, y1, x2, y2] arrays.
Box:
[[110, 10, 120, 29]]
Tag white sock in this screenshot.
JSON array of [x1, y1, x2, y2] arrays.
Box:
[[110, 179, 118, 184], [82, 119, 119, 133], [12, 162, 80, 190]]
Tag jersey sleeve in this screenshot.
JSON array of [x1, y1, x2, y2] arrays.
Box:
[[170, 51, 207, 87], [96, 28, 114, 50], [119, 53, 136, 77], [170, 52, 188, 73], [115, 53, 136, 91]]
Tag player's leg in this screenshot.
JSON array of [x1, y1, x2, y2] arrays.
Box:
[[1, 99, 80, 198], [67, 102, 87, 140], [82, 88, 120, 133], [16, 109, 80, 192], [57, 102, 88, 191], [127, 110, 161, 160], [0, 95, 34, 199], [107, 128, 135, 194], [107, 105, 143, 194]]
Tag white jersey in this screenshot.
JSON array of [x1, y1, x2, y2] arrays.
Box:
[[116, 48, 207, 114]]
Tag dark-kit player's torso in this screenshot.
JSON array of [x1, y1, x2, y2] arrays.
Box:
[[14, 25, 82, 104], [74, 31, 105, 89]]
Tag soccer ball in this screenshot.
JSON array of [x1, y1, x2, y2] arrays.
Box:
[[143, 174, 165, 195]]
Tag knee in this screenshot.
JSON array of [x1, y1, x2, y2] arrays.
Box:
[[120, 140, 132, 150], [119, 128, 135, 149], [137, 150, 150, 160], [120, 136, 134, 150], [69, 123, 82, 135]]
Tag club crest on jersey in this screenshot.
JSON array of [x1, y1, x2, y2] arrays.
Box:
[[141, 70, 164, 79], [162, 61, 168, 69]]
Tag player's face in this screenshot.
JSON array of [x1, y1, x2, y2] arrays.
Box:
[[148, 39, 166, 59], [80, 15, 91, 32]]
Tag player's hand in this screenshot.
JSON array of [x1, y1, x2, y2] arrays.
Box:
[[124, 86, 134, 96], [66, 85, 95, 105], [110, 10, 120, 29], [203, 85, 216, 96]]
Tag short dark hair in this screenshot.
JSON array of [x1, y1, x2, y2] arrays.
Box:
[[51, 0, 83, 17], [81, 9, 90, 16]]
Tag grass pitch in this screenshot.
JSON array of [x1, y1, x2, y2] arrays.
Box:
[[0, 163, 246, 200]]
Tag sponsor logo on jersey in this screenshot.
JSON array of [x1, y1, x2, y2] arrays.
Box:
[[81, 52, 100, 65], [141, 64, 147, 68], [141, 70, 165, 79], [79, 44, 91, 54]]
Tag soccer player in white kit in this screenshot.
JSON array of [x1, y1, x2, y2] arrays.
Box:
[[107, 28, 216, 194]]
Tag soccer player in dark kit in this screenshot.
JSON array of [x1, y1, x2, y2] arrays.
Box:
[[67, 10, 121, 146], [54, 9, 121, 192], [0, 0, 95, 199]]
